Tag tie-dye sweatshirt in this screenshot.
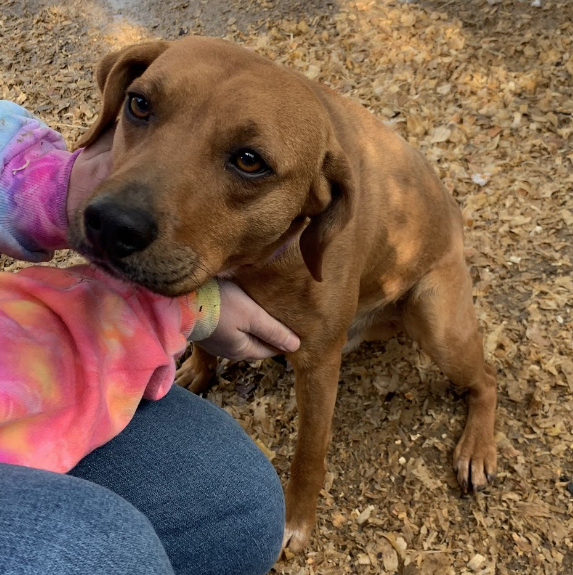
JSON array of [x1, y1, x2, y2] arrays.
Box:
[[0, 101, 220, 472]]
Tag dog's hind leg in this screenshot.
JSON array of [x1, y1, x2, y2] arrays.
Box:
[[402, 255, 497, 493]]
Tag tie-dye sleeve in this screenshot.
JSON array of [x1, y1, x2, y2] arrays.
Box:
[[0, 100, 78, 261], [0, 265, 221, 473]]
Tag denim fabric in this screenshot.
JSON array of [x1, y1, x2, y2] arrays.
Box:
[[0, 464, 174, 574], [0, 385, 284, 575]]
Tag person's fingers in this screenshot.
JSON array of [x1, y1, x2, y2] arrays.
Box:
[[219, 280, 300, 353], [198, 331, 276, 361], [211, 280, 300, 360], [246, 308, 300, 353], [233, 334, 279, 361], [80, 126, 116, 158], [91, 151, 114, 183]]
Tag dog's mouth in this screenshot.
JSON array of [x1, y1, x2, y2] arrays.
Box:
[[74, 240, 210, 297], [98, 260, 196, 296]]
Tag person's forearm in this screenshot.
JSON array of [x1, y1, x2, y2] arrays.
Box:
[[0, 100, 76, 261]]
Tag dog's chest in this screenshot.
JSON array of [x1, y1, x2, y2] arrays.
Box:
[[343, 313, 375, 354], [343, 300, 397, 354]]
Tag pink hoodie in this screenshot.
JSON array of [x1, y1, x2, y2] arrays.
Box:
[[0, 101, 219, 472]]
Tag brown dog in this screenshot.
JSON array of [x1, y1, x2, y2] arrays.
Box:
[[70, 36, 497, 552]]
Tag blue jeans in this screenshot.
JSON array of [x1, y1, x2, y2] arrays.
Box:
[[0, 385, 284, 575]]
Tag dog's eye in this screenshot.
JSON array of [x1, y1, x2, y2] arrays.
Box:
[[127, 94, 150, 121], [230, 150, 270, 176]]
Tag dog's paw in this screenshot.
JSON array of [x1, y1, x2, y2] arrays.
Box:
[[174, 355, 216, 394], [282, 519, 313, 554], [453, 430, 497, 493]]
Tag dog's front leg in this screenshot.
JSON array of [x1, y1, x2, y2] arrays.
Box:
[[175, 345, 218, 394], [283, 342, 344, 552]]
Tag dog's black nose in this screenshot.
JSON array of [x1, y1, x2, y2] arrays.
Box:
[[84, 198, 158, 259]]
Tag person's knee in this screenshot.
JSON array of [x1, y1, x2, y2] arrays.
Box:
[[0, 464, 173, 575], [191, 451, 285, 575], [191, 395, 285, 573], [70, 386, 285, 575], [158, 390, 285, 574], [230, 449, 285, 575]]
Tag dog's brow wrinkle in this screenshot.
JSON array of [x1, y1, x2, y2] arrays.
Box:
[[226, 121, 262, 146], [130, 74, 166, 102], [148, 75, 167, 97]]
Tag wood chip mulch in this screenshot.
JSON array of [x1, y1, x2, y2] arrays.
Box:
[[1, 0, 572, 573]]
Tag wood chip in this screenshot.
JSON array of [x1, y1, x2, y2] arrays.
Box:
[[3, 0, 572, 573]]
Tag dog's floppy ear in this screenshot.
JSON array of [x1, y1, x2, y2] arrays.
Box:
[[76, 41, 170, 149], [299, 145, 356, 282]]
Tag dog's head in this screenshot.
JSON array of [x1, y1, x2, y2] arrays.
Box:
[[69, 37, 355, 296]]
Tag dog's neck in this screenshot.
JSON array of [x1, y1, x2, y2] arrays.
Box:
[[215, 217, 308, 280], [267, 234, 297, 262], [265, 216, 308, 264]]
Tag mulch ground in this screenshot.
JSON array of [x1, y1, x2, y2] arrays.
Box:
[[1, 0, 572, 573]]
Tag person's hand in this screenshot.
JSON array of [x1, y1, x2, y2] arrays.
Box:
[[67, 128, 115, 222], [198, 280, 300, 361]]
